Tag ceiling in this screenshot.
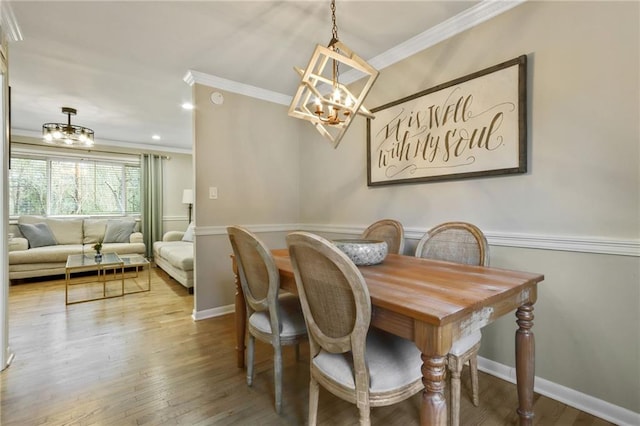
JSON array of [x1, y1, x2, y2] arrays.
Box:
[[6, 1, 498, 153]]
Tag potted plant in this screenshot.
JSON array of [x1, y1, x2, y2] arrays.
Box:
[[93, 240, 103, 261]]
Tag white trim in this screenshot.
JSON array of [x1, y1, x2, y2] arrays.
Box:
[[368, 0, 526, 72], [478, 357, 640, 426], [192, 304, 234, 321], [12, 143, 141, 164], [193, 223, 639, 257], [11, 128, 192, 155], [162, 215, 187, 222], [184, 70, 292, 106], [182, 0, 526, 106], [483, 231, 640, 257], [0, 1, 23, 43]]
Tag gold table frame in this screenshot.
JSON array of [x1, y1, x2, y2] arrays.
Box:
[[65, 253, 125, 305], [65, 253, 151, 304], [115, 254, 151, 295]]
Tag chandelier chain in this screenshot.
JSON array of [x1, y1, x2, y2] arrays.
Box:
[[331, 0, 338, 42]]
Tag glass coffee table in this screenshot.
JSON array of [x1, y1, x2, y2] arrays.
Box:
[[117, 254, 151, 294], [65, 253, 151, 304], [65, 253, 125, 305]]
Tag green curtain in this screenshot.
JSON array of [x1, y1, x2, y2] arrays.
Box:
[[141, 154, 164, 258]]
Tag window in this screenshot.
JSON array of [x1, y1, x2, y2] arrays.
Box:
[[9, 153, 141, 217]]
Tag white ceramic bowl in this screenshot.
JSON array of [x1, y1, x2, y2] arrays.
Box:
[[333, 239, 388, 266]]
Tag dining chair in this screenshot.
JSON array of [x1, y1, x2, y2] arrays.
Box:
[[227, 225, 307, 414], [361, 219, 405, 254], [415, 221, 489, 426], [286, 231, 423, 426]]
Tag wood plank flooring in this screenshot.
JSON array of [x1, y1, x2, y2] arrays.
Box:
[[1, 266, 615, 425]]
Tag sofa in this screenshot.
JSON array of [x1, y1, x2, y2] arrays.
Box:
[[9, 215, 145, 281], [153, 225, 193, 292]]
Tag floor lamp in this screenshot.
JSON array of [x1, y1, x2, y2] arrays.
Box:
[[182, 189, 193, 223]]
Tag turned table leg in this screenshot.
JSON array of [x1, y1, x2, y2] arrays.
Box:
[[420, 354, 448, 426], [515, 303, 535, 425]]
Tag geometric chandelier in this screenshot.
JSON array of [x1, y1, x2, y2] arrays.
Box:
[[43, 107, 95, 146], [288, 0, 379, 149]]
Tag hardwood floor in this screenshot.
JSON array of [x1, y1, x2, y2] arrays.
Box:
[[1, 266, 614, 426]]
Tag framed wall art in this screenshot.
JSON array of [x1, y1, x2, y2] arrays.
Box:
[[367, 55, 527, 186]]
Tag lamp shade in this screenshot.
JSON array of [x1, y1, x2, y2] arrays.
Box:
[[182, 189, 194, 204]]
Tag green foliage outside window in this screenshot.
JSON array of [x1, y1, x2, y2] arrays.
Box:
[[9, 155, 141, 217]]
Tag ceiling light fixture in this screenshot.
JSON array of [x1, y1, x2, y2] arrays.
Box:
[[288, 0, 379, 148], [42, 107, 94, 146]]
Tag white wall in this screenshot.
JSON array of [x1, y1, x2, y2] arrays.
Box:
[[191, 0, 639, 419]]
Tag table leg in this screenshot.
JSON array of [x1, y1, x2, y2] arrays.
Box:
[[515, 303, 535, 425], [420, 354, 448, 426], [65, 270, 69, 305], [232, 256, 246, 369]]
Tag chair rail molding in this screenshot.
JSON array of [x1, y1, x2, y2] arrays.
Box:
[[195, 224, 639, 257]]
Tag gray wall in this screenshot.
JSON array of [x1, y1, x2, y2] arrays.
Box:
[[192, 0, 639, 416], [192, 85, 302, 313], [162, 152, 193, 233]]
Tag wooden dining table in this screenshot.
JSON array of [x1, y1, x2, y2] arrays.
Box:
[[233, 249, 544, 426]]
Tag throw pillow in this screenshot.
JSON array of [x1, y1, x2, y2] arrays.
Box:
[[103, 220, 136, 243], [18, 222, 58, 248], [182, 222, 195, 242]]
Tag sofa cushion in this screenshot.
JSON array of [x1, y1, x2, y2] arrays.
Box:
[[99, 242, 146, 255], [9, 244, 84, 264], [83, 219, 108, 244], [154, 241, 193, 271], [19, 216, 84, 245], [18, 223, 57, 248], [103, 220, 136, 243]]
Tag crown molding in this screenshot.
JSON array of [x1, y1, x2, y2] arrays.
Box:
[[183, 0, 526, 104], [183, 70, 292, 106], [1, 1, 23, 43], [367, 0, 526, 72], [11, 128, 192, 155]]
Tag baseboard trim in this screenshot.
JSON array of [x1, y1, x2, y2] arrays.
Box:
[[192, 304, 234, 321], [478, 357, 640, 426]]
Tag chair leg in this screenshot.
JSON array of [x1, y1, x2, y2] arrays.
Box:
[[247, 335, 255, 386], [308, 377, 319, 426], [448, 354, 463, 426], [274, 344, 283, 414], [469, 355, 480, 406], [358, 406, 371, 426]]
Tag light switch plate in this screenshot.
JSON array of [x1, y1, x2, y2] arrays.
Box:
[[209, 187, 218, 199]]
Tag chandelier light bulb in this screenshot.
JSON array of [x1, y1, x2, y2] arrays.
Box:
[[333, 89, 341, 103]]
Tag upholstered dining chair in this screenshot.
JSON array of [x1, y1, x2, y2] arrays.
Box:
[[227, 225, 307, 414], [286, 231, 423, 426], [415, 221, 489, 426], [361, 219, 405, 255]]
